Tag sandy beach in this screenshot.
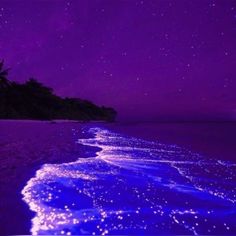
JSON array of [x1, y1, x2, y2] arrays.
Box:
[[1, 120, 236, 234], [0, 120, 99, 234]]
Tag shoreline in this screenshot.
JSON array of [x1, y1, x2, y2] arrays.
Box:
[[7, 122, 236, 235], [1, 121, 236, 234], [0, 121, 100, 234], [0, 146, 80, 234]]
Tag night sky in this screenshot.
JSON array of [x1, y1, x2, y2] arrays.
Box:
[[0, 0, 236, 121]]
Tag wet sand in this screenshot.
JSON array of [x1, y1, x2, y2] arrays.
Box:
[[1, 120, 236, 234], [0, 120, 99, 234]]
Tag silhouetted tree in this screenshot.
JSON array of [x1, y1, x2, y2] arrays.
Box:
[[0, 60, 10, 89], [25, 78, 53, 94], [0, 61, 117, 121]]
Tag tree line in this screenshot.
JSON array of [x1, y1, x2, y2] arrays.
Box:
[[0, 60, 117, 121]]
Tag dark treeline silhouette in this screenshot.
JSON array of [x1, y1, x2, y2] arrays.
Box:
[[0, 61, 117, 121]]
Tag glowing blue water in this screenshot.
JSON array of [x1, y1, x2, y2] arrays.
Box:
[[22, 127, 236, 235]]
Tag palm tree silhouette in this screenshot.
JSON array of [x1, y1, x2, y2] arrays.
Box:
[[0, 60, 10, 89]]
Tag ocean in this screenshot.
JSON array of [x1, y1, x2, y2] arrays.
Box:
[[18, 123, 236, 235], [0, 121, 236, 234]]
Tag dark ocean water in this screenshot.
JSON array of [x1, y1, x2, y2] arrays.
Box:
[[19, 121, 236, 235]]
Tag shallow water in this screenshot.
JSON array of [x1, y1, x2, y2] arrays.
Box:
[[22, 125, 236, 235]]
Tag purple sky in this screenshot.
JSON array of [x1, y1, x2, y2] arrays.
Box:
[[0, 0, 236, 121]]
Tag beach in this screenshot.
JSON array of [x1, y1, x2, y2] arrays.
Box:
[[1, 0, 235, 234], [0, 120, 98, 234], [0, 120, 236, 234]]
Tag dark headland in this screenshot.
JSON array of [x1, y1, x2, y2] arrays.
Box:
[[0, 60, 117, 122]]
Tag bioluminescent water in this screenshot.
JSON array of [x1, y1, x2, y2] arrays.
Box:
[[22, 127, 236, 235]]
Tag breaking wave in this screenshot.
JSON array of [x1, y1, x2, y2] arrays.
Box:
[[22, 127, 236, 235]]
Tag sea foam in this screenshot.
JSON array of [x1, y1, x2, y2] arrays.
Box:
[[22, 127, 236, 235]]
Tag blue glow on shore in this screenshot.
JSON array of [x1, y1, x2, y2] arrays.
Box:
[[22, 127, 236, 235]]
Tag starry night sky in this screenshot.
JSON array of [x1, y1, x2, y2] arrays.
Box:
[[0, 0, 236, 121]]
